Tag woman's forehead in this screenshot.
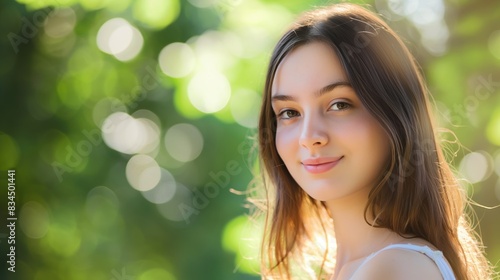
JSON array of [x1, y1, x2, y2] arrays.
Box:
[[271, 42, 348, 97]]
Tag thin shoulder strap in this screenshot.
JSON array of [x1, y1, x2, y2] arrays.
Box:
[[351, 243, 456, 280]]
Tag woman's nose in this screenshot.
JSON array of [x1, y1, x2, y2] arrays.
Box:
[[298, 115, 329, 149]]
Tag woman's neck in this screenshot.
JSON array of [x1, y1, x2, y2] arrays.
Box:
[[325, 188, 401, 268]]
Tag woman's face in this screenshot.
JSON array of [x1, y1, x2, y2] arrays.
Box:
[[271, 42, 390, 202]]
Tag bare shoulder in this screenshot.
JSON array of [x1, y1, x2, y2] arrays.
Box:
[[352, 247, 443, 280]]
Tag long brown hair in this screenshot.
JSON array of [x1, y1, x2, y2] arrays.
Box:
[[257, 3, 493, 279]]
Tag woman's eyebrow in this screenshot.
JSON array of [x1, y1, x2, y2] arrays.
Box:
[[271, 81, 351, 102], [317, 81, 351, 97]]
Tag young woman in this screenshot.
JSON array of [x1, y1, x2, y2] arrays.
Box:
[[257, 3, 493, 280]]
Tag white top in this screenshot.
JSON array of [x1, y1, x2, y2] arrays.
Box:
[[350, 243, 456, 280]]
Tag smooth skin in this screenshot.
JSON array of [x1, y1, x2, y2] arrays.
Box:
[[271, 42, 444, 280]]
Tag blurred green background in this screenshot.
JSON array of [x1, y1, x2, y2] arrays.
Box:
[[0, 0, 499, 279]]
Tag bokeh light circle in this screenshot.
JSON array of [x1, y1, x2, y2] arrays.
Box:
[[85, 186, 120, 227], [459, 151, 493, 184], [102, 112, 145, 154], [408, 0, 445, 26], [187, 71, 231, 113], [387, 0, 418, 17], [494, 150, 500, 177], [136, 118, 161, 155], [159, 42, 196, 78], [141, 169, 177, 204], [20, 201, 50, 239], [156, 183, 192, 222], [230, 89, 261, 128], [164, 123, 204, 162], [96, 18, 144, 61], [102, 112, 160, 155], [193, 31, 237, 71], [133, 0, 180, 30], [126, 154, 161, 191], [93, 98, 127, 127], [44, 8, 77, 38]]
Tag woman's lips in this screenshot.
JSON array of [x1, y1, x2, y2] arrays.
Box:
[[302, 156, 343, 174]]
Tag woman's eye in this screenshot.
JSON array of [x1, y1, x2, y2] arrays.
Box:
[[330, 101, 351, 111], [278, 109, 300, 119]]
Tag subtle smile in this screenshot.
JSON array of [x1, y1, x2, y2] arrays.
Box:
[[301, 156, 343, 174]]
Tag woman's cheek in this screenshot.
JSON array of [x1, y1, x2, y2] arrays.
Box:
[[276, 130, 288, 152], [276, 127, 298, 160]]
